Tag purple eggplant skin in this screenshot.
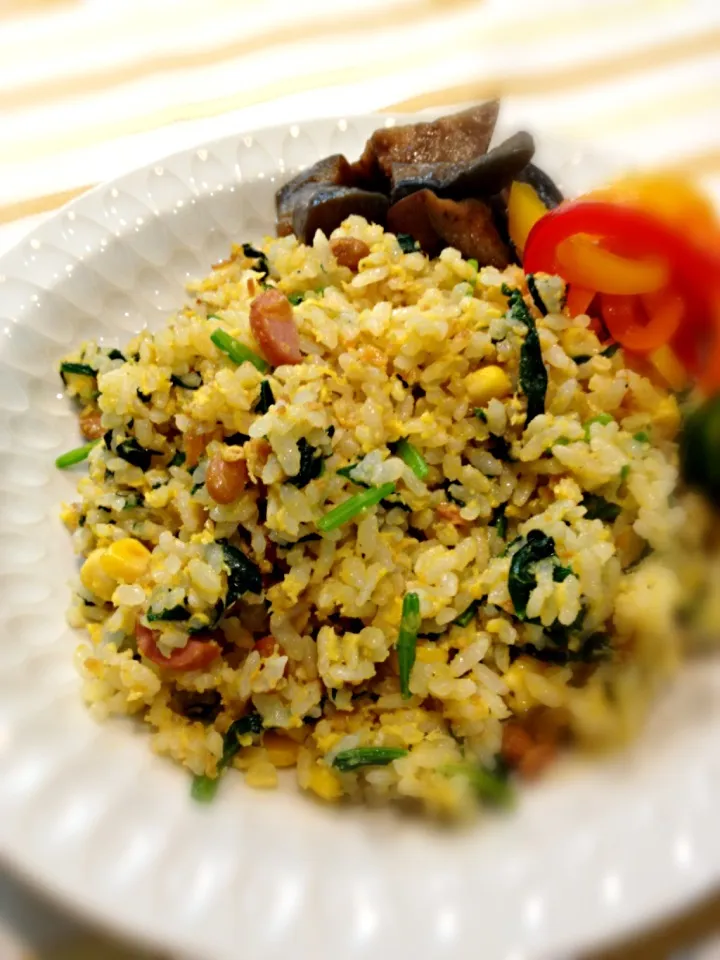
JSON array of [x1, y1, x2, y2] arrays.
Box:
[[292, 185, 389, 244], [516, 162, 564, 209], [389, 131, 535, 205], [276, 155, 355, 236]]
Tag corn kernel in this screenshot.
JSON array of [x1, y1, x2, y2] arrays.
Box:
[[465, 365, 512, 405], [263, 731, 301, 768], [244, 761, 278, 789], [80, 548, 117, 602], [100, 538, 151, 583], [308, 764, 343, 801]]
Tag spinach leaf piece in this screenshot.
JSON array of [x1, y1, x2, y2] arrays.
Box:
[[397, 233, 419, 253], [146, 604, 191, 623], [680, 394, 720, 502], [241, 243, 270, 281], [254, 379, 275, 414], [508, 530, 556, 620], [525, 274, 548, 316], [115, 438, 160, 471], [582, 493, 622, 523], [503, 285, 548, 425], [220, 541, 262, 604], [287, 438, 324, 488], [191, 711, 264, 802]]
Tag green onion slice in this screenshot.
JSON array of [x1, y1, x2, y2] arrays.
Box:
[[317, 482, 396, 533], [394, 438, 429, 480], [397, 591, 421, 699], [56, 439, 100, 469], [210, 328, 268, 373], [333, 747, 408, 772]]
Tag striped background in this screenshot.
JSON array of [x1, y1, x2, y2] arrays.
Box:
[[0, 0, 719, 956]]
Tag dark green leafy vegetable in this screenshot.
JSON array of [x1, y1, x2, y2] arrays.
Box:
[[116, 438, 160, 471], [287, 438, 324, 488], [442, 479, 466, 507], [601, 342, 620, 358], [490, 504, 507, 539], [503, 285, 547, 424], [168, 450, 186, 468], [220, 541, 263, 604], [171, 372, 202, 390], [572, 354, 593, 365], [337, 462, 369, 487], [582, 493, 622, 523], [241, 243, 270, 281], [443, 758, 513, 806], [317, 482, 396, 532], [513, 630, 610, 666], [191, 712, 264, 802], [397, 591, 421, 699], [680, 394, 720, 503], [55, 440, 100, 469], [508, 530, 556, 620], [60, 361, 96, 379], [123, 492, 145, 509], [454, 599, 481, 627], [288, 292, 304, 306], [333, 747, 408, 772], [146, 604, 191, 623], [254, 380, 275, 414], [474, 408, 488, 423], [393, 438, 429, 480], [187, 599, 225, 636], [553, 564, 573, 582], [397, 233, 419, 254], [107, 349, 126, 362], [225, 432, 249, 446], [525, 274, 548, 316], [633, 431, 650, 444], [488, 436, 513, 462]]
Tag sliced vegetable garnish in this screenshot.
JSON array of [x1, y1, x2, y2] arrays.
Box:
[[287, 438, 324, 488], [171, 372, 203, 390], [582, 494, 622, 523], [503, 286, 548, 424], [254, 380, 275, 414], [191, 712, 264, 802], [115, 438, 161, 471], [556, 236, 669, 295], [394, 438, 429, 480], [241, 243, 270, 281], [317, 482, 396, 533], [210, 328, 269, 373], [55, 439, 100, 469], [508, 530, 557, 620], [680, 394, 720, 502], [397, 233, 419, 253], [287, 292, 304, 306], [168, 450, 186, 467], [526, 274, 548, 316], [59, 361, 97, 378], [332, 747, 408, 772], [146, 605, 191, 623], [442, 760, 514, 806], [507, 180, 548, 254], [219, 540, 263, 604], [454, 599, 481, 627], [397, 591, 420, 699]]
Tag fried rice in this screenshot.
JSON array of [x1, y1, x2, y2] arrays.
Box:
[[57, 215, 717, 818]]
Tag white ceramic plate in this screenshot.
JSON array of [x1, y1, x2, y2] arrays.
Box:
[[1, 114, 719, 960]]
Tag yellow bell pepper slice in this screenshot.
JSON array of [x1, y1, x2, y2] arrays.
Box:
[[507, 181, 548, 254], [555, 236, 669, 295]]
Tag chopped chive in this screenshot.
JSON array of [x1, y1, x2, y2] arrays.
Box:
[[584, 413, 613, 440], [333, 747, 408, 772], [633, 431, 650, 444], [394, 438, 428, 480], [454, 599, 481, 627], [55, 439, 100, 469], [442, 761, 514, 806], [317, 482, 395, 533], [59, 361, 97, 378], [467, 258, 479, 273], [397, 591, 421, 699], [210, 328, 269, 373], [397, 233, 419, 254], [191, 775, 219, 802]]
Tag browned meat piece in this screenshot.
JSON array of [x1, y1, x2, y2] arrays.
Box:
[[330, 237, 371, 270], [386, 191, 442, 256], [292, 185, 389, 244], [352, 100, 500, 186], [276, 154, 354, 236], [387, 189, 510, 268], [389, 131, 535, 204]]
